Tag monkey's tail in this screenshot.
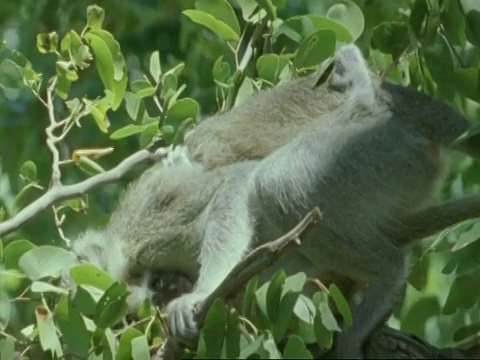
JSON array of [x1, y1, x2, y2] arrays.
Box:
[[393, 195, 480, 248]]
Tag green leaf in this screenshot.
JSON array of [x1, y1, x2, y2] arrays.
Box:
[[443, 275, 480, 315], [325, 0, 364, 41], [256, 54, 289, 84], [0, 269, 26, 296], [465, 9, 480, 46], [36, 305, 63, 357], [400, 296, 440, 337], [441, 0, 466, 46], [197, 299, 227, 358], [12, 183, 40, 213], [84, 29, 127, 110], [76, 156, 106, 175], [183, 10, 240, 41], [124, 91, 145, 121], [117, 327, 143, 359], [110, 124, 150, 140], [423, 35, 454, 84], [408, 0, 427, 42], [238, 334, 265, 358], [19, 246, 77, 281], [161, 73, 178, 102], [262, 337, 282, 358], [255, 0, 277, 20], [61, 197, 88, 213], [254, 281, 273, 329], [139, 122, 161, 148], [242, 275, 259, 317], [86, 5, 105, 29], [165, 98, 200, 127], [212, 55, 231, 84], [293, 294, 316, 325], [294, 30, 336, 70], [0, 59, 23, 101], [0, 296, 11, 331], [278, 15, 352, 44], [454, 68, 480, 100], [314, 292, 341, 331], [223, 311, 241, 359], [36, 32, 58, 54], [282, 335, 312, 359], [61, 30, 92, 70], [454, 322, 480, 342], [103, 328, 117, 359], [131, 335, 150, 360], [55, 295, 91, 358], [236, 0, 267, 22], [328, 284, 352, 328], [94, 282, 129, 328], [234, 77, 256, 107], [73, 286, 98, 316], [3, 239, 36, 270], [314, 311, 333, 350], [273, 291, 300, 341], [196, 0, 241, 36], [0, 338, 15, 360], [31, 281, 68, 295], [149, 50, 162, 82], [371, 22, 408, 59], [19, 160, 37, 182], [282, 272, 307, 296], [70, 264, 115, 291], [266, 270, 286, 321]]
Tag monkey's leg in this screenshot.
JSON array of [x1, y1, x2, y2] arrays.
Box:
[[312, 241, 409, 359], [165, 167, 256, 345]]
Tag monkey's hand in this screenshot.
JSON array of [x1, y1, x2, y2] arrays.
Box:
[[165, 291, 207, 346]]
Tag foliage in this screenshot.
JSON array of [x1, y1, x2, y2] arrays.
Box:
[[1, 0, 480, 358]]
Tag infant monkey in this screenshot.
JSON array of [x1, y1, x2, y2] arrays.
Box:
[[70, 44, 480, 359]]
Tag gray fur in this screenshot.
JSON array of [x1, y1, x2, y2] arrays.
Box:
[[69, 44, 478, 358]]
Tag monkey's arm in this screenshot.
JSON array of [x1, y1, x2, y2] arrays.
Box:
[[165, 165, 256, 345]]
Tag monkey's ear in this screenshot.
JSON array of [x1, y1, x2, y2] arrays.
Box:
[[312, 56, 335, 88]]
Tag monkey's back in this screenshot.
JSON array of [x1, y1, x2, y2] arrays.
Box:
[[108, 161, 256, 280], [185, 75, 347, 169]]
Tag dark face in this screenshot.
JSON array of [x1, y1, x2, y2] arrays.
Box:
[[149, 270, 194, 307]]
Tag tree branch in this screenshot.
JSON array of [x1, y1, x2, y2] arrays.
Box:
[[0, 148, 169, 237]]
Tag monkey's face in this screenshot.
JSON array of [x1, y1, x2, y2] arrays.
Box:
[[148, 271, 194, 309]]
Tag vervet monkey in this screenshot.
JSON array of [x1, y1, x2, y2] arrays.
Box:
[[183, 58, 347, 169], [69, 44, 480, 358]]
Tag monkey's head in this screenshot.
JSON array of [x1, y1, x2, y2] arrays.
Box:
[[64, 229, 193, 312]]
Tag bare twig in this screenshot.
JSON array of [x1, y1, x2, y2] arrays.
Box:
[[45, 77, 62, 187], [0, 148, 169, 237]]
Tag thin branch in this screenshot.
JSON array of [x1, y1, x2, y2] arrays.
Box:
[[238, 21, 266, 72], [45, 77, 62, 187], [0, 148, 169, 237]]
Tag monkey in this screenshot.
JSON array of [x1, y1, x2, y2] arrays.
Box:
[[182, 56, 347, 170], [67, 44, 480, 359]]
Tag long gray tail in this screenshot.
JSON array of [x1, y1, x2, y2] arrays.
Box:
[[393, 195, 480, 248]]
